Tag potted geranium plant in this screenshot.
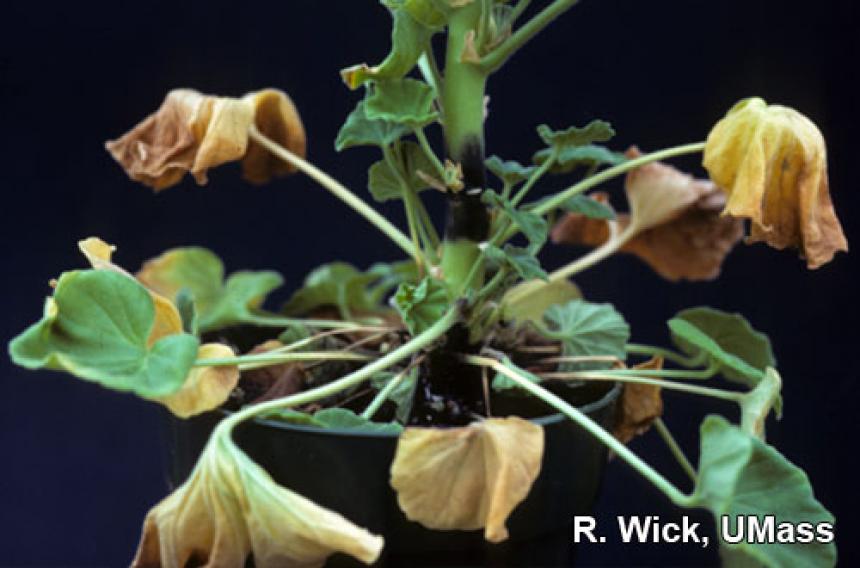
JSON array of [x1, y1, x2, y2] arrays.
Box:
[[9, 1, 844, 566]]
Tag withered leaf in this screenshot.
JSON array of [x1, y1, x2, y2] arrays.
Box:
[[133, 432, 383, 567], [551, 154, 745, 281], [704, 97, 848, 269], [613, 356, 664, 444], [390, 416, 543, 543], [106, 88, 305, 191], [157, 343, 240, 419]]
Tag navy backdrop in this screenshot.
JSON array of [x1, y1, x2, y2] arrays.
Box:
[[1, 1, 857, 566]]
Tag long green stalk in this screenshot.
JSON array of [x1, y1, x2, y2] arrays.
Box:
[[248, 125, 419, 259]]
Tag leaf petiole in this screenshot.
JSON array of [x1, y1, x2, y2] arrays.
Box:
[[539, 370, 743, 403], [626, 343, 707, 368], [461, 353, 691, 506], [653, 418, 697, 483], [248, 125, 419, 259], [194, 351, 374, 370]]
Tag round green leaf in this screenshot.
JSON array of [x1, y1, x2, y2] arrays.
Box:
[[9, 270, 199, 398]]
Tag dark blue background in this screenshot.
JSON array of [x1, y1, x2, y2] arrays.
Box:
[[1, 1, 857, 566]]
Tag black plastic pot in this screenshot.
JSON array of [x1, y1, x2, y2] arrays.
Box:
[[163, 382, 620, 568]]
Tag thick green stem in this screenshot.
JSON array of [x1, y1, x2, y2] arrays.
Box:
[[440, 2, 491, 296]]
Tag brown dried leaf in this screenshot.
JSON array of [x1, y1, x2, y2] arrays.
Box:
[[703, 97, 848, 268], [157, 343, 239, 418], [133, 431, 383, 567], [390, 416, 544, 543], [106, 88, 305, 192], [625, 147, 712, 232], [613, 356, 664, 444], [551, 161, 744, 282], [242, 89, 307, 184]]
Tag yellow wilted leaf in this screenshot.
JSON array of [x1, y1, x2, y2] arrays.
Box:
[[133, 431, 383, 568], [389, 416, 543, 543], [78, 237, 182, 344], [613, 356, 664, 444], [703, 97, 848, 268], [156, 343, 239, 419]]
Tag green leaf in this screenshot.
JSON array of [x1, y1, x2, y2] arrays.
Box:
[[534, 121, 622, 174], [367, 141, 436, 202], [482, 192, 549, 249], [261, 407, 320, 426], [491, 358, 541, 392], [668, 307, 776, 387], [533, 145, 626, 174], [688, 415, 836, 567], [263, 407, 403, 434], [485, 244, 548, 282], [335, 100, 411, 151], [393, 277, 449, 335], [175, 287, 198, 336], [365, 78, 439, 128], [313, 408, 404, 434], [537, 121, 616, 148], [282, 262, 382, 319], [137, 247, 283, 333], [371, 368, 419, 423], [278, 324, 312, 346], [384, 0, 452, 29], [536, 299, 629, 369], [341, 8, 435, 89], [559, 194, 617, 219], [9, 270, 199, 398], [366, 260, 421, 305], [485, 156, 537, 187], [503, 279, 582, 324], [528, 194, 616, 220]]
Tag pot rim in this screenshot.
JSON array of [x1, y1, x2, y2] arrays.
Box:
[[228, 381, 622, 439]]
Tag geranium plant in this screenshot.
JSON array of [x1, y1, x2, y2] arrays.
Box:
[[9, 1, 845, 566]]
